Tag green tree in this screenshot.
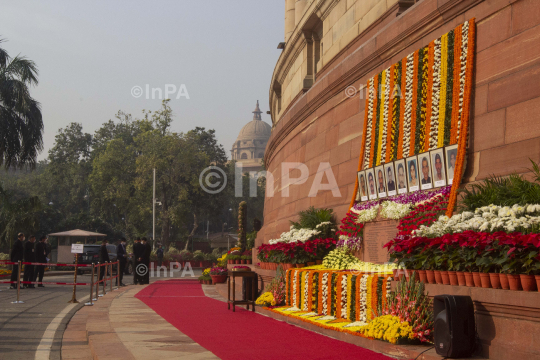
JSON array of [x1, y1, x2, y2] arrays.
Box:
[[0, 39, 43, 168], [0, 184, 41, 249]]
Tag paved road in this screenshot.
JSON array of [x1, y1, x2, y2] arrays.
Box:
[[0, 273, 93, 360], [0, 267, 202, 360]]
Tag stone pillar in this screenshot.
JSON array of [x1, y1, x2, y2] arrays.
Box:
[[302, 30, 314, 90], [284, 0, 296, 42], [294, 0, 306, 26]]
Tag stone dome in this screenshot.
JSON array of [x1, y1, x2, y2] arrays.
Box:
[[236, 117, 272, 141], [231, 101, 271, 164]]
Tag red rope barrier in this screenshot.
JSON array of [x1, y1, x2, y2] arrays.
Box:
[[20, 281, 91, 286], [0, 260, 92, 267]]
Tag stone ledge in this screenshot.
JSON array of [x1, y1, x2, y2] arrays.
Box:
[[257, 307, 484, 360]]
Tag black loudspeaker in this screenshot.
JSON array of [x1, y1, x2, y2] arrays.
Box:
[[433, 295, 475, 358]]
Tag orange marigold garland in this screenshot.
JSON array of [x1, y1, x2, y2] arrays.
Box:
[[369, 75, 379, 167], [397, 57, 408, 160], [335, 273, 343, 318], [446, 19, 475, 217]]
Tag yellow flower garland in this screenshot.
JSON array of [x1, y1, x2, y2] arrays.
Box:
[[366, 276, 373, 322]]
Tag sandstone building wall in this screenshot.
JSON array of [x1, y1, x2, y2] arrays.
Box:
[[259, 0, 540, 247]]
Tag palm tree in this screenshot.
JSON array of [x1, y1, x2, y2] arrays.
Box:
[[0, 38, 43, 168]]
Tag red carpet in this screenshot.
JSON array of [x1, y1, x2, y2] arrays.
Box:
[[135, 280, 393, 360]]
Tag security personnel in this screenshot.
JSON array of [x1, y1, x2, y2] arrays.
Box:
[[141, 238, 151, 284], [10, 233, 24, 289], [116, 238, 127, 286], [133, 238, 142, 285], [34, 236, 47, 287], [99, 239, 110, 282], [23, 235, 36, 288]]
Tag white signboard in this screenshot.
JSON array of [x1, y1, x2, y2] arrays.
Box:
[[71, 244, 84, 254]]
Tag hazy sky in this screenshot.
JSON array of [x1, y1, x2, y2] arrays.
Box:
[[0, 1, 283, 160]]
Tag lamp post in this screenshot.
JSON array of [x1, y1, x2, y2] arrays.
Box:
[[153, 168, 156, 249]]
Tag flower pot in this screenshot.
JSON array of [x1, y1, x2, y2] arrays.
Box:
[[520, 274, 537, 292], [210, 274, 227, 285], [247, 259, 252, 264], [499, 273, 510, 290], [295, 264, 305, 268], [236, 260, 242, 264], [434, 270, 443, 284], [472, 272, 482, 287], [281, 263, 293, 270], [316, 260, 323, 265], [464, 272, 475, 287], [448, 271, 458, 286], [425, 270, 436, 284], [307, 262, 315, 266], [507, 274, 522, 291], [440, 271, 450, 285], [536, 275, 540, 292], [479, 273, 491, 288], [417, 270, 427, 283], [456, 271, 466, 286], [241, 260, 246, 264], [489, 273, 501, 289]]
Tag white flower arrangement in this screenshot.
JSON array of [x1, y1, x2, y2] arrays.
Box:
[[413, 203, 540, 237], [359, 275, 368, 323], [355, 204, 380, 223], [292, 271, 298, 308], [341, 275, 348, 319], [268, 226, 321, 245], [303, 272, 309, 311], [322, 273, 329, 315], [380, 201, 413, 220]]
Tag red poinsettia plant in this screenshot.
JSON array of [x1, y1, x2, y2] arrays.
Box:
[[256, 238, 337, 264]]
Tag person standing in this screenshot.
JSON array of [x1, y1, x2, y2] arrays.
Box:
[[141, 238, 151, 284], [133, 238, 142, 285], [156, 245, 164, 267], [23, 235, 36, 288], [10, 233, 24, 290], [116, 238, 127, 286], [34, 236, 47, 287], [99, 239, 110, 283]]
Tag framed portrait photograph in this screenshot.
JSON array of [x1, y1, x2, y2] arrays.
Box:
[[406, 156, 420, 192], [375, 165, 387, 198], [394, 159, 408, 194], [384, 162, 397, 196], [418, 153, 433, 190], [357, 170, 369, 202], [430, 148, 446, 187], [365, 168, 378, 200], [445, 144, 458, 185]]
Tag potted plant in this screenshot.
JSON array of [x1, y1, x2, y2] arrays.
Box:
[[193, 250, 205, 268], [519, 247, 540, 291], [210, 266, 228, 284]]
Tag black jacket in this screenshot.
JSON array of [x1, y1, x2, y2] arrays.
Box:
[[35, 241, 47, 263], [99, 244, 110, 263], [10, 240, 24, 262], [116, 243, 127, 261], [142, 243, 151, 263], [133, 243, 142, 262], [24, 241, 36, 262]]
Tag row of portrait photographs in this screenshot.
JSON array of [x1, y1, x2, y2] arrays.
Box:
[[357, 144, 458, 201]]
